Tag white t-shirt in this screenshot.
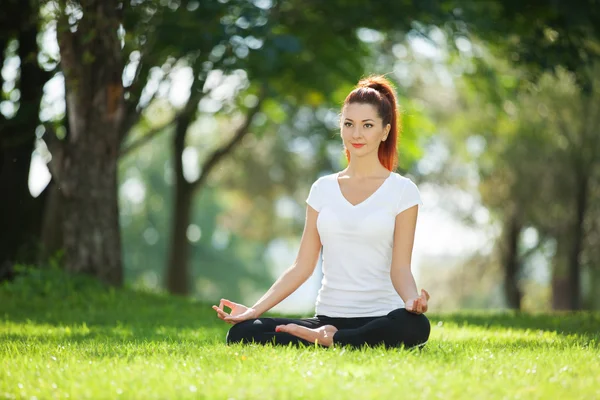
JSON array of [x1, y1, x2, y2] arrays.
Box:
[[306, 171, 423, 318]]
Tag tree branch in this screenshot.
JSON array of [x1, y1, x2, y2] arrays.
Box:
[[120, 74, 206, 157], [119, 120, 173, 157], [190, 86, 267, 192], [119, 5, 170, 144], [120, 61, 175, 143]]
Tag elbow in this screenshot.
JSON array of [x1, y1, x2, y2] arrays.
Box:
[[291, 260, 317, 282]]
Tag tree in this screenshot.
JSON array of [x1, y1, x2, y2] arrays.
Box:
[[519, 66, 600, 310], [441, 0, 600, 309], [47, 0, 126, 284], [0, 0, 52, 279]]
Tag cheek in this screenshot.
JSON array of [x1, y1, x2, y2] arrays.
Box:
[[365, 129, 382, 140]]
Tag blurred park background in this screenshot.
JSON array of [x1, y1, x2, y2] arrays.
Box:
[[1, 0, 599, 314]]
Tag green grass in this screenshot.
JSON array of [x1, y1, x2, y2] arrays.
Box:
[[1, 268, 599, 399]]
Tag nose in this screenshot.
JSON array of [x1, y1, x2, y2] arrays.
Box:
[[351, 126, 362, 140]]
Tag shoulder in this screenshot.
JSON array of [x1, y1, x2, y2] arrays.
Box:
[[307, 172, 337, 197], [390, 172, 423, 213], [306, 172, 337, 211], [389, 172, 418, 190], [311, 172, 338, 187]]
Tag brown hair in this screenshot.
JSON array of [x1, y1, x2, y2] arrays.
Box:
[[342, 75, 400, 171]]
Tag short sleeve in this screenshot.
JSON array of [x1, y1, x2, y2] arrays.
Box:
[[396, 179, 423, 215], [305, 179, 323, 212]]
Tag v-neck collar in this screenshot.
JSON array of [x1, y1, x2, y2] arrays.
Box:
[[335, 171, 393, 208]]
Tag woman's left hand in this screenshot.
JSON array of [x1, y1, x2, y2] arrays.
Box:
[[405, 289, 430, 314]]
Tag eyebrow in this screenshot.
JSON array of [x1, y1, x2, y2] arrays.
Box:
[[344, 118, 375, 122]]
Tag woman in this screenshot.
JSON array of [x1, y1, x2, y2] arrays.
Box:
[[212, 75, 431, 349]]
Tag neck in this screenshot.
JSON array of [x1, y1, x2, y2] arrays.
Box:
[[345, 154, 389, 179]]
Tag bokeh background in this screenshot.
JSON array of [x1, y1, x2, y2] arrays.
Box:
[[1, 0, 599, 313]]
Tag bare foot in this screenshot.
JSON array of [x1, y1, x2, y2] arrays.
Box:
[[275, 324, 338, 347]]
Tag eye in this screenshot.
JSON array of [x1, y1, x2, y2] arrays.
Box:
[[364, 123, 373, 128], [343, 122, 353, 127]]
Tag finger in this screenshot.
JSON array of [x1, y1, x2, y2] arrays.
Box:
[[217, 309, 229, 317], [224, 315, 243, 323], [212, 305, 224, 316], [221, 299, 236, 309], [215, 308, 230, 319], [418, 297, 425, 312], [216, 309, 228, 319], [422, 289, 430, 301], [215, 310, 228, 321]]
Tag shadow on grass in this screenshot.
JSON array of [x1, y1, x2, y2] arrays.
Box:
[[0, 280, 231, 344], [427, 311, 600, 342], [2, 268, 599, 346]]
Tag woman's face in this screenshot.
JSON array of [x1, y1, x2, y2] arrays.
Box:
[[340, 102, 390, 157]]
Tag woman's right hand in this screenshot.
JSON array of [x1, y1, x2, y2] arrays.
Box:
[[212, 299, 258, 325]]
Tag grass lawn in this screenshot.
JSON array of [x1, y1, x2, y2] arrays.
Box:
[[1, 268, 599, 399]]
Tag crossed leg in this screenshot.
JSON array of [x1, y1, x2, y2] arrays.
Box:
[[226, 308, 430, 349], [226, 316, 330, 347]]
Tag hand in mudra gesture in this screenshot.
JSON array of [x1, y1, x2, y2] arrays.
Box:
[[405, 289, 430, 314], [212, 299, 258, 325]]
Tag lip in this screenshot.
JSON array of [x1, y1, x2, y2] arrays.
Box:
[[351, 143, 365, 148]]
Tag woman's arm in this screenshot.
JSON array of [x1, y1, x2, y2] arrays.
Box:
[[213, 204, 322, 324], [250, 204, 322, 316], [390, 205, 421, 302]]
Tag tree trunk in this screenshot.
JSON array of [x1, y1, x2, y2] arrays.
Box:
[[39, 180, 64, 262], [567, 171, 588, 310], [163, 85, 265, 296], [591, 267, 600, 310], [502, 209, 522, 310], [0, 141, 46, 278], [551, 236, 571, 310], [165, 113, 194, 295], [56, 1, 125, 286], [0, 0, 48, 278]]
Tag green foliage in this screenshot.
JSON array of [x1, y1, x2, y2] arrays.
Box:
[[1, 265, 203, 332], [119, 131, 274, 303], [2, 264, 108, 304], [457, 0, 600, 84], [1, 269, 600, 399]]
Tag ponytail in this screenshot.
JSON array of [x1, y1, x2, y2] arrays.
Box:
[[342, 75, 400, 171]]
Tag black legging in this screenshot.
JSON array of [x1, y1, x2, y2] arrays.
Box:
[[226, 308, 430, 349]]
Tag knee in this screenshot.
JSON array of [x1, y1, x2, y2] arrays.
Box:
[[225, 319, 262, 345], [388, 308, 431, 348], [226, 320, 254, 344]]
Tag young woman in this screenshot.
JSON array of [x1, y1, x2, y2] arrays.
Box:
[[212, 75, 431, 349]]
